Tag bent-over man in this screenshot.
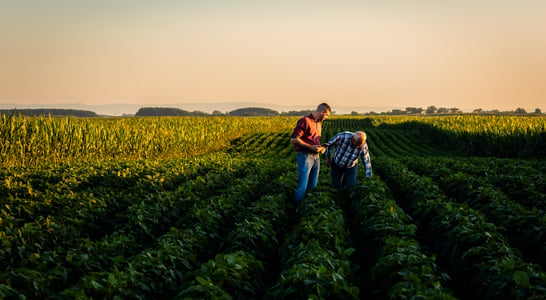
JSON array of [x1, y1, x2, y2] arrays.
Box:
[[325, 131, 372, 190]]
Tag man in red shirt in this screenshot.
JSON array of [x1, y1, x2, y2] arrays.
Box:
[[290, 103, 331, 205]]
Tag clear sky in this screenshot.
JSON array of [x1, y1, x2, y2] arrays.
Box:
[[1, 0, 545, 113]]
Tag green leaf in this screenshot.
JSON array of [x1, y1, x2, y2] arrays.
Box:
[[196, 276, 210, 285], [112, 255, 124, 264], [304, 279, 316, 285], [343, 247, 356, 256], [514, 270, 530, 288], [108, 273, 117, 285]]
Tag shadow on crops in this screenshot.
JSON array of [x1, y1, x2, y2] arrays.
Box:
[[339, 118, 546, 159]]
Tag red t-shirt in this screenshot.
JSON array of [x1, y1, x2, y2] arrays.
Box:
[[291, 113, 322, 152]]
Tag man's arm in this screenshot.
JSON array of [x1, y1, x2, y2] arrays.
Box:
[[325, 156, 332, 167], [324, 133, 342, 158], [324, 133, 343, 167], [361, 144, 373, 178]]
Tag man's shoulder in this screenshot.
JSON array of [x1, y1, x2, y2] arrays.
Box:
[[337, 131, 352, 138], [298, 114, 316, 125], [297, 113, 311, 120]]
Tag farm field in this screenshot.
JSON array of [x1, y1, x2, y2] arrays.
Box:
[[1, 114, 545, 299]]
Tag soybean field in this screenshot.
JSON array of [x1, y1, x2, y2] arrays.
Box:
[[1, 114, 545, 299]]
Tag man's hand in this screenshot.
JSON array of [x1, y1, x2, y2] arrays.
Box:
[[309, 144, 324, 153], [325, 156, 332, 167]]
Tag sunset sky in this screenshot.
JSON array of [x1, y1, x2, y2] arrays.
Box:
[[1, 0, 545, 113]]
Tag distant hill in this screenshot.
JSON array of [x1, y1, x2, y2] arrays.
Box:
[[0, 108, 98, 117], [228, 107, 279, 116]]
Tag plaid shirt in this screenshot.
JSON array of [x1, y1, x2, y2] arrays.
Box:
[[325, 131, 372, 177]]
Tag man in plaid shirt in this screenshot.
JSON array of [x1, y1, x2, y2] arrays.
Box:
[[325, 131, 372, 190]]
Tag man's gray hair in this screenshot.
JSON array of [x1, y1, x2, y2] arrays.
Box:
[[354, 131, 366, 143]]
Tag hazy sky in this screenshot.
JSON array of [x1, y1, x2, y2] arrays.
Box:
[[1, 0, 545, 112]]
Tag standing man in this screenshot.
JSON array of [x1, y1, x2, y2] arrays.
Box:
[[290, 103, 332, 205], [325, 131, 372, 190]]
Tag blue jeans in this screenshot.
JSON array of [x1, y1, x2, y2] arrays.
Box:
[[331, 161, 357, 190], [294, 152, 320, 205]]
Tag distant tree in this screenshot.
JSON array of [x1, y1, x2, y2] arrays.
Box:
[[425, 106, 437, 114], [473, 108, 483, 114], [228, 107, 279, 116], [514, 108, 527, 114], [535, 108, 542, 114], [192, 111, 209, 116], [437, 107, 449, 114], [406, 107, 423, 114], [281, 110, 313, 116], [449, 107, 462, 114], [351, 111, 359, 116], [212, 110, 224, 116], [391, 109, 406, 115]]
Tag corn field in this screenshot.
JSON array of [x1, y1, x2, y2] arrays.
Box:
[[0, 115, 295, 167]]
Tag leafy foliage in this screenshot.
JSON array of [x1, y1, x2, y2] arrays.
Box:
[[1, 115, 544, 299]]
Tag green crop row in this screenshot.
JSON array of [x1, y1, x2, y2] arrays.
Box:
[[64, 157, 292, 299], [268, 190, 360, 299], [407, 156, 546, 209], [180, 191, 291, 299], [375, 157, 546, 299], [324, 115, 546, 158], [0, 153, 290, 298], [401, 156, 546, 268], [347, 177, 457, 299]]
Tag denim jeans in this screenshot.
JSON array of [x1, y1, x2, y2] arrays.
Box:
[[331, 161, 358, 190], [294, 152, 320, 205]]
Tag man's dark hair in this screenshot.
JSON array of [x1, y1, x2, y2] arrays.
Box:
[[317, 103, 331, 113]]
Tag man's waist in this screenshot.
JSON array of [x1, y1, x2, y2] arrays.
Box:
[[294, 144, 319, 153], [297, 150, 320, 156], [333, 159, 357, 168]]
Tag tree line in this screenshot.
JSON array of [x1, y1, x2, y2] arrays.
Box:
[[137, 106, 544, 116], [354, 106, 543, 116], [2, 106, 543, 117], [135, 107, 314, 117], [0, 109, 98, 117]]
